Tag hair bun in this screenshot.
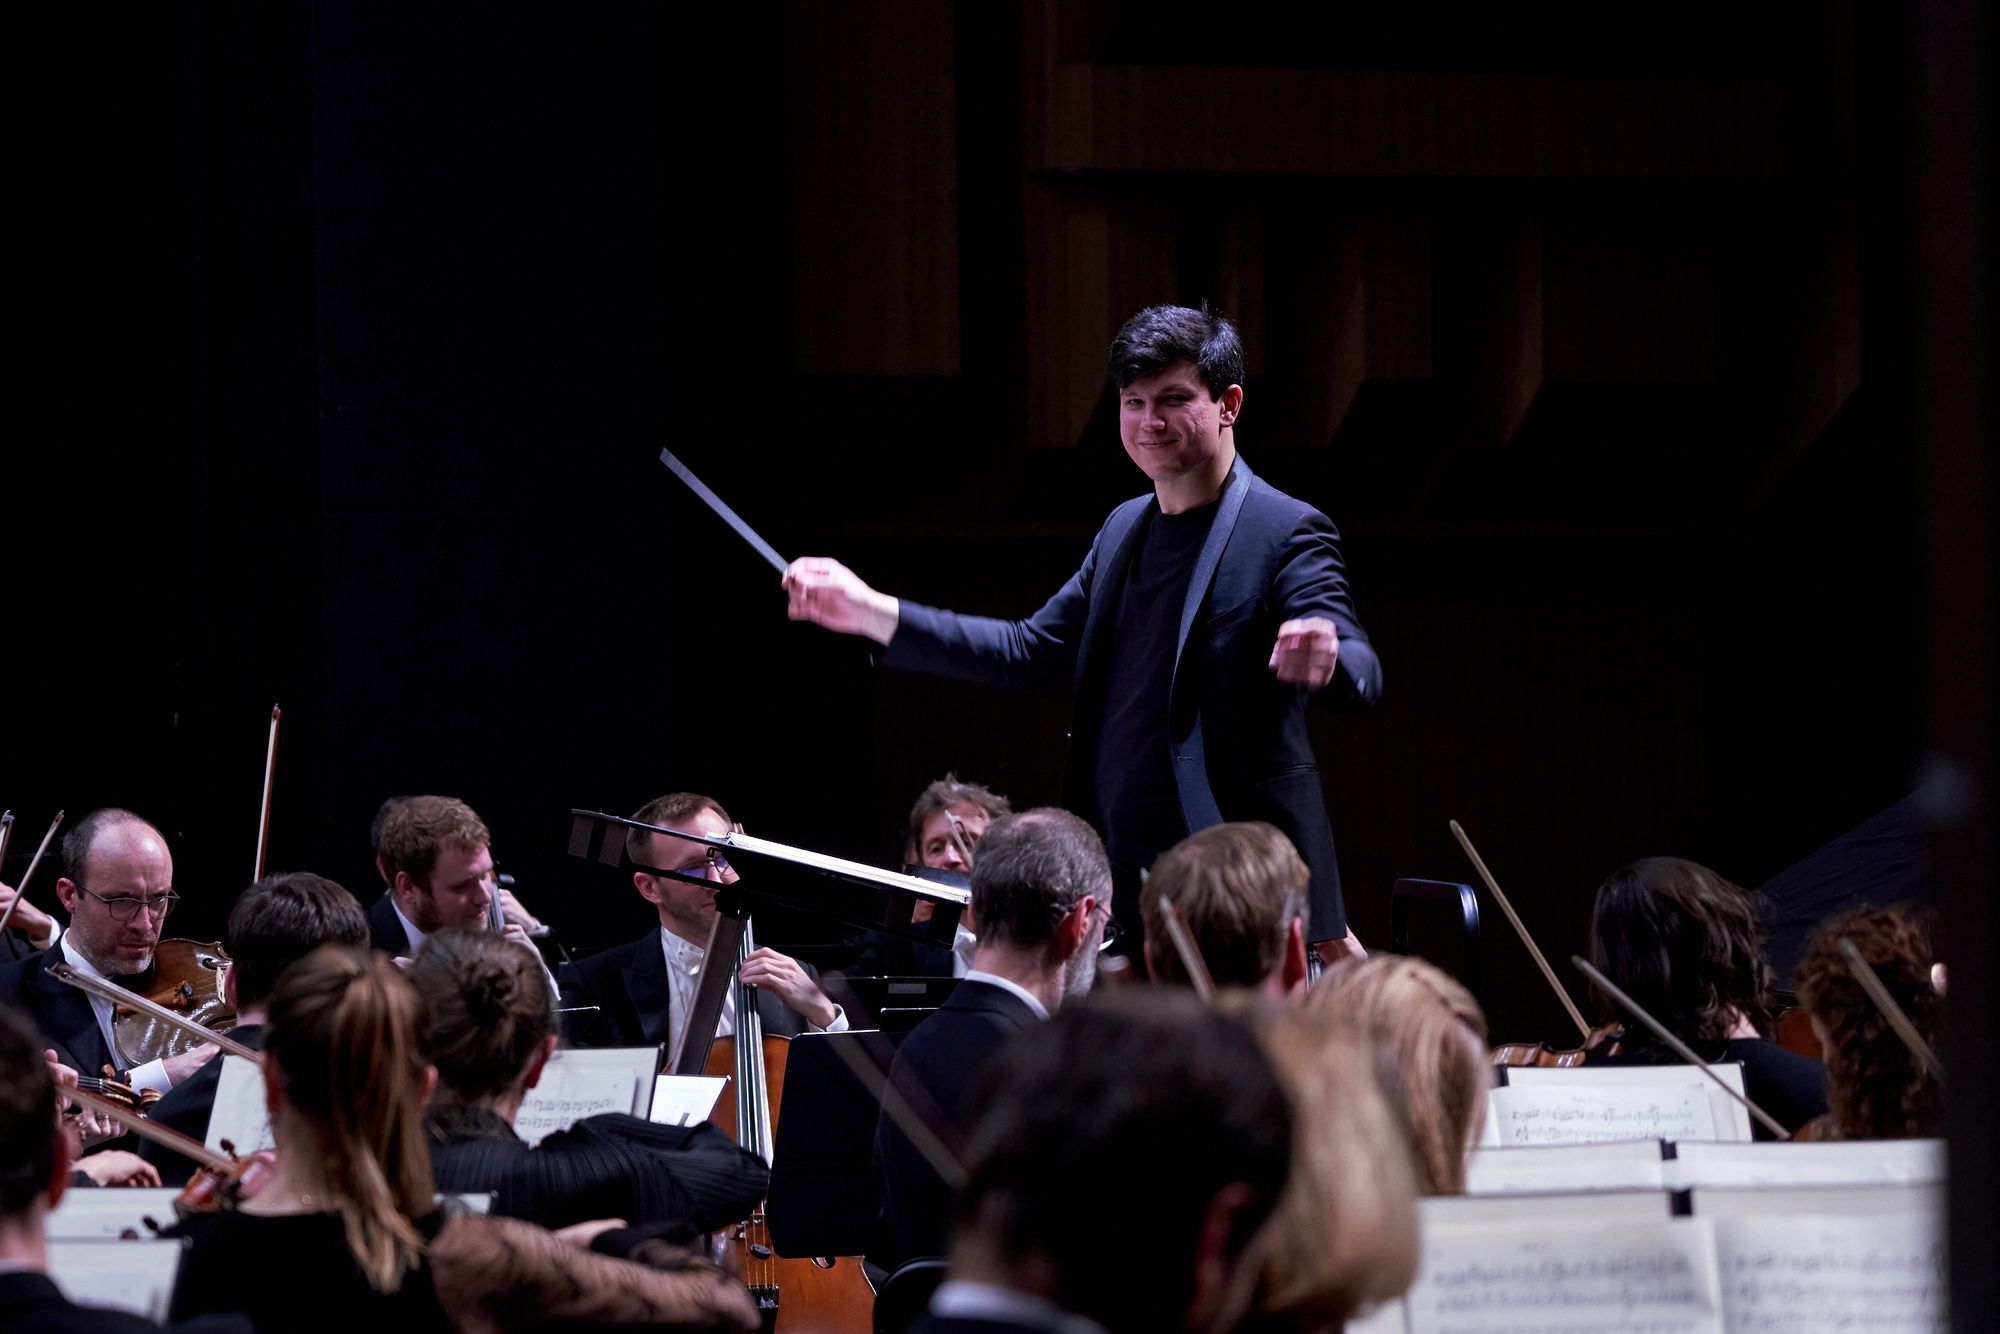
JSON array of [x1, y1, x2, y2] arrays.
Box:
[[465, 963, 515, 1023]]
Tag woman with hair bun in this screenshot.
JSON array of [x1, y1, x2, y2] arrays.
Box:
[[165, 946, 757, 1334], [411, 926, 767, 1236]]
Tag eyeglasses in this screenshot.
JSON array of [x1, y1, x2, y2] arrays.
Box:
[[665, 849, 732, 883], [76, 888, 181, 922], [1096, 912, 1124, 954]]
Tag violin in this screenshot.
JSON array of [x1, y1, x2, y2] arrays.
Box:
[[115, 939, 239, 1065], [690, 913, 873, 1333], [49, 959, 259, 1068], [63, 1083, 276, 1217]]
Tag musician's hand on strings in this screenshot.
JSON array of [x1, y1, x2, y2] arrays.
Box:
[[162, 1042, 220, 1088], [75, 1150, 162, 1189], [1267, 617, 1341, 689], [497, 888, 543, 935], [737, 947, 839, 1029], [44, 1049, 79, 1090], [0, 880, 56, 950], [500, 921, 540, 956], [62, 1098, 120, 1150], [783, 558, 900, 646]]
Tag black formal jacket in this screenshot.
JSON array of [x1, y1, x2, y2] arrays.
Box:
[[556, 928, 815, 1069], [138, 1023, 265, 1185], [874, 978, 1042, 1266], [366, 890, 411, 955], [425, 1103, 768, 1237], [881, 459, 1380, 941], [0, 947, 117, 1078], [0, 1271, 253, 1334]]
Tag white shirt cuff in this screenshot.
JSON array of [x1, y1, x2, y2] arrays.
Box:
[[809, 1005, 850, 1035]]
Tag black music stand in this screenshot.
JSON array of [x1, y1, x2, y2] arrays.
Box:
[[567, 809, 970, 1073], [1390, 878, 1484, 1004], [764, 1028, 910, 1258]]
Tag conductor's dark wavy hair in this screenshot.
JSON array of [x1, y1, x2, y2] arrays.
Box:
[[1587, 857, 1776, 1045], [1108, 303, 1244, 397]]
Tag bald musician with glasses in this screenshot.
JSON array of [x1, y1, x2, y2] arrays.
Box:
[[0, 808, 219, 1098], [556, 791, 847, 1069]]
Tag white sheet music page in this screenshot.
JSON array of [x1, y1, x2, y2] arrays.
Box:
[[513, 1070, 638, 1146], [1484, 1081, 1717, 1146], [205, 1053, 277, 1156], [1714, 1213, 1946, 1333], [46, 1188, 182, 1239], [649, 1074, 729, 1126], [46, 1238, 186, 1320], [1405, 1217, 1723, 1334]]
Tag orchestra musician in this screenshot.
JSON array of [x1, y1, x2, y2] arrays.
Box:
[[1793, 903, 1945, 1141], [0, 878, 60, 963], [0, 1006, 253, 1334], [1308, 955, 1489, 1194], [162, 946, 760, 1333], [874, 808, 1110, 1268], [411, 925, 770, 1236], [1585, 856, 1828, 1138], [0, 809, 218, 1099], [784, 304, 1378, 967], [850, 773, 1013, 981], [365, 796, 541, 958], [138, 872, 371, 1185], [910, 989, 1291, 1334], [1139, 821, 1312, 996], [555, 791, 846, 1065], [1242, 1004, 1420, 1333]]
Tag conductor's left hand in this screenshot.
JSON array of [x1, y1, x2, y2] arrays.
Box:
[[1268, 617, 1340, 689]]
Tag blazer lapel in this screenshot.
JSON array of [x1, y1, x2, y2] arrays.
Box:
[[34, 956, 116, 1075], [623, 934, 674, 1051], [1171, 460, 1253, 698]]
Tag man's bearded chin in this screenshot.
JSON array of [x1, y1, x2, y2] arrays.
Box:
[[1062, 942, 1098, 1002]]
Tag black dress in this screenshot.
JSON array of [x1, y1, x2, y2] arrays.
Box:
[[165, 1210, 452, 1333], [424, 1104, 768, 1238]]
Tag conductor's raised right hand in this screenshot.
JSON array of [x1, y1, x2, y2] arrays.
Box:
[[783, 558, 900, 646]]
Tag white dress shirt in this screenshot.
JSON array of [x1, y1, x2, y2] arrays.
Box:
[[961, 968, 1049, 1021], [61, 932, 172, 1094], [659, 927, 848, 1061]]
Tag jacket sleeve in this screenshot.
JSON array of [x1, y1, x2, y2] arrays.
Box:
[[1273, 507, 1382, 710], [877, 534, 1101, 694]]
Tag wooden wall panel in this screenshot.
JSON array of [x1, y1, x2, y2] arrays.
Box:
[[790, 0, 959, 375]]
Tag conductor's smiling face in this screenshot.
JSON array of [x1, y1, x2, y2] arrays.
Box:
[[634, 805, 737, 942], [1118, 359, 1240, 487]]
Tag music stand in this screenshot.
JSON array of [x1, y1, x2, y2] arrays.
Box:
[[1391, 878, 1483, 1003], [764, 1029, 910, 1258]]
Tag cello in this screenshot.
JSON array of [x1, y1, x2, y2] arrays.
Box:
[[690, 912, 874, 1334]]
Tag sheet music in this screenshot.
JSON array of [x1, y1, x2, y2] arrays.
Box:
[[46, 1188, 182, 1239], [46, 1238, 186, 1319], [1688, 1183, 1944, 1220], [1421, 1190, 1675, 1227], [205, 1053, 277, 1156], [1714, 1214, 1946, 1333], [1466, 1142, 1670, 1194], [1484, 1082, 1717, 1146], [649, 1074, 729, 1127], [1667, 1139, 1946, 1190], [514, 1069, 639, 1146], [1405, 1218, 1723, 1334], [1498, 1064, 1753, 1143]]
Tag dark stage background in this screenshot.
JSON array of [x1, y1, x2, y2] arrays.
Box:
[[9, 1, 1992, 1298]]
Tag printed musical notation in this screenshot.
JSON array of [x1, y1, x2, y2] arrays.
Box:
[[1486, 1084, 1717, 1147], [512, 1071, 638, 1146], [1714, 1216, 1947, 1334], [1406, 1219, 1723, 1334]]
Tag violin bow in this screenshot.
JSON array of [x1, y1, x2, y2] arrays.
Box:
[[1837, 937, 1946, 1086], [1159, 898, 1217, 1002], [1571, 955, 1790, 1140], [0, 809, 64, 939], [254, 705, 281, 882], [0, 810, 15, 878], [942, 810, 976, 869], [47, 960, 261, 1061], [60, 1082, 237, 1174], [1450, 819, 1592, 1039]]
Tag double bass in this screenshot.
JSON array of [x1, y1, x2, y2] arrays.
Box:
[[690, 913, 874, 1334]]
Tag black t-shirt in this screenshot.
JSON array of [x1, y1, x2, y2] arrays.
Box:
[[165, 1210, 451, 1334], [1093, 499, 1218, 870]]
